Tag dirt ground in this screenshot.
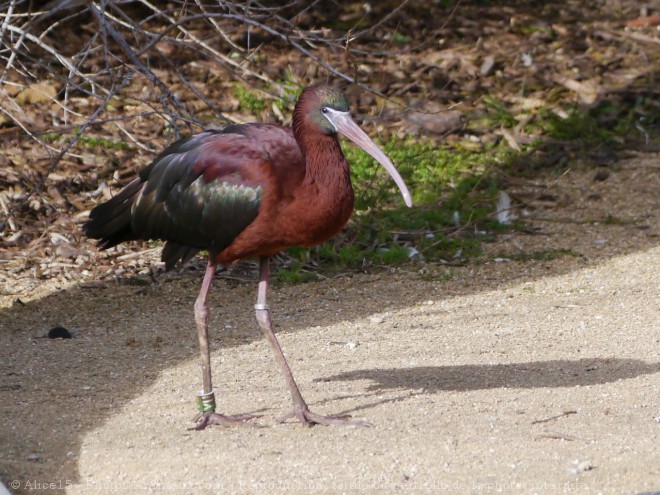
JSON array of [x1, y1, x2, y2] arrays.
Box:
[[1, 153, 658, 494]]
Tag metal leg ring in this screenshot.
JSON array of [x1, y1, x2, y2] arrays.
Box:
[[196, 390, 216, 413]]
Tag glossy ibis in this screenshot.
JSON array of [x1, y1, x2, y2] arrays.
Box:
[[84, 84, 412, 428]]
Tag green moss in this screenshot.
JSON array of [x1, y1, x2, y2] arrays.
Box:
[[392, 32, 412, 45], [42, 132, 62, 143], [233, 83, 265, 111], [41, 131, 129, 150], [79, 135, 130, 151], [274, 83, 303, 112]]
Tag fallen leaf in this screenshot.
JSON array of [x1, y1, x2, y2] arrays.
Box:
[[553, 75, 600, 105], [15, 83, 58, 105], [404, 110, 463, 135], [499, 127, 521, 151]]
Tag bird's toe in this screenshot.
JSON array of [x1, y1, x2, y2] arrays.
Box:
[[277, 408, 371, 427], [190, 411, 262, 430]]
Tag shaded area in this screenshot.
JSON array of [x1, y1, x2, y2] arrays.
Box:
[[317, 358, 660, 393], [0, 152, 658, 491]]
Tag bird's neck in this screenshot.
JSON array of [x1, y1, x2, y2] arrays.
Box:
[[271, 124, 354, 245], [291, 96, 351, 188], [295, 132, 351, 190]]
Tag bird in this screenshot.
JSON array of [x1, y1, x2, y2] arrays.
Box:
[[84, 83, 412, 428]]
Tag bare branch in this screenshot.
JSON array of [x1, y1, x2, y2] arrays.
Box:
[[0, 0, 420, 234]]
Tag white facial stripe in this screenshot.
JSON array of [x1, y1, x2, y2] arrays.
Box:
[[322, 108, 350, 132]]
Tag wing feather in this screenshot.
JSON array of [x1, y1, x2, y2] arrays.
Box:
[[84, 124, 305, 268], [131, 130, 265, 254], [85, 127, 270, 265]]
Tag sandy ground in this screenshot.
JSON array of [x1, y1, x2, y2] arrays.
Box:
[[1, 153, 658, 494]]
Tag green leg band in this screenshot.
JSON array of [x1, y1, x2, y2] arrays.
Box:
[[196, 391, 216, 413]]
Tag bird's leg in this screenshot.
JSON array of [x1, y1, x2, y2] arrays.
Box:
[[191, 257, 260, 430], [255, 256, 369, 427], [195, 259, 215, 396]]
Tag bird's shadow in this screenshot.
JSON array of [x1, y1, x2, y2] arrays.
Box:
[[315, 358, 660, 412]]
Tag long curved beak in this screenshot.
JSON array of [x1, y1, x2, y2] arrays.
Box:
[[326, 110, 413, 208]]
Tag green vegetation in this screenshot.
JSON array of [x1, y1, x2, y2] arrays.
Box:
[[482, 96, 518, 128], [272, 74, 304, 113], [274, 138, 517, 281], [479, 93, 655, 151], [42, 132, 62, 143], [275, 88, 655, 281], [232, 79, 654, 286], [274, 262, 319, 284], [234, 79, 306, 115], [514, 98, 651, 147], [42, 131, 130, 151], [79, 135, 131, 151], [344, 138, 512, 260], [392, 32, 412, 45], [233, 82, 266, 111], [539, 108, 612, 143]]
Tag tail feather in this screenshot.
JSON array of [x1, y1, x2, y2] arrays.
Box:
[[161, 242, 200, 271], [84, 178, 143, 249], [84, 179, 201, 270]]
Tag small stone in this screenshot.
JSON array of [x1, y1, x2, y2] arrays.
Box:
[[55, 243, 84, 260], [404, 110, 463, 135], [369, 316, 384, 324], [569, 459, 594, 473], [593, 169, 610, 181], [48, 326, 73, 339], [480, 55, 496, 76]]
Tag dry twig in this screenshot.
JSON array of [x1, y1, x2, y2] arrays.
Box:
[[0, 0, 412, 233]]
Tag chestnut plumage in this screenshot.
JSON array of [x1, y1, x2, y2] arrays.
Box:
[[84, 84, 412, 428]]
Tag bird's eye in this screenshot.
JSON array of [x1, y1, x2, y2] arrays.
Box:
[[321, 107, 328, 114]]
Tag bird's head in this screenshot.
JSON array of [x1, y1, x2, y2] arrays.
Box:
[[294, 84, 413, 208]]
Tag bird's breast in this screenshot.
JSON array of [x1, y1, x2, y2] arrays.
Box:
[[282, 180, 355, 246], [215, 180, 353, 264]]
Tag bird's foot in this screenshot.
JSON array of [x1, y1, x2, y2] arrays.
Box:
[[277, 406, 371, 427], [190, 411, 262, 430]]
